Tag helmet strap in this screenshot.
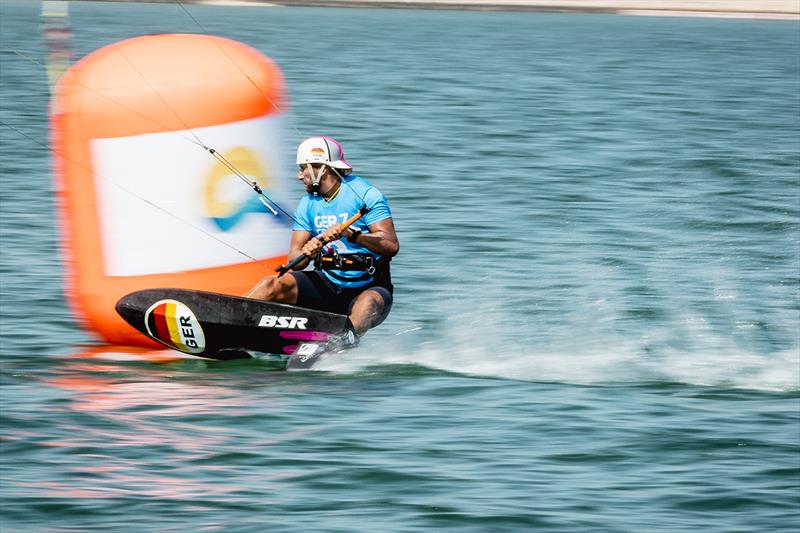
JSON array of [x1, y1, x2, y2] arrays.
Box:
[[307, 163, 323, 195]]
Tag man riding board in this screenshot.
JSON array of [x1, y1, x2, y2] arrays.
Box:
[[247, 137, 399, 341]]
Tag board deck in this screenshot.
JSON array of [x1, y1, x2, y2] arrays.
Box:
[[115, 288, 356, 368]]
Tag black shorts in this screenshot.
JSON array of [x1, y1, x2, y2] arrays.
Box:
[[291, 270, 393, 326]]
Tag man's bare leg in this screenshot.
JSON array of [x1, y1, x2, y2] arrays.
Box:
[[246, 275, 299, 304], [348, 289, 386, 336]]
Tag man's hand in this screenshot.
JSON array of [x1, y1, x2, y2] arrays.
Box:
[[300, 236, 324, 257], [320, 223, 344, 244], [299, 223, 355, 258]]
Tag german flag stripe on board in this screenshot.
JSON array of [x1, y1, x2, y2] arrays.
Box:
[[144, 299, 206, 354]]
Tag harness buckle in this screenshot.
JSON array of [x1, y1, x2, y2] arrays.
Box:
[[364, 256, 376, 275]]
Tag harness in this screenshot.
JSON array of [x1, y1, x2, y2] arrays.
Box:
[[314, 249, 391, 283]]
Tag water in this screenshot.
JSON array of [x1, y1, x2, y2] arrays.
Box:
[[1, 1, 799, 531]]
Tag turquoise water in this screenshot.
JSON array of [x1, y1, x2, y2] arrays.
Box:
[[1, 1, 799, 531]]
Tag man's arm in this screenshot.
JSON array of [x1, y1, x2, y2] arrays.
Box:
[[316, 217, 399, 257], [288, 230, 313, 270], [349, 218, 399, 257]]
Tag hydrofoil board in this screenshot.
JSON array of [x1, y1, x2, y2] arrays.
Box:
[[115, 288, 356, 369]]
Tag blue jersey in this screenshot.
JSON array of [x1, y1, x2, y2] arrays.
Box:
[[292, 175, 392, 288]]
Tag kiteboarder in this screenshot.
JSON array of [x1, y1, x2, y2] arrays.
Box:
[[247, 137, 399, 341]]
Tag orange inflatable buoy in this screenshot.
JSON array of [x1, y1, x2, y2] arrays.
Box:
[[50, 34, 290, 346]]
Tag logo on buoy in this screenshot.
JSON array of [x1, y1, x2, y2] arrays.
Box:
[[203, 146, 274, 232], [144, 299, 206, 354]]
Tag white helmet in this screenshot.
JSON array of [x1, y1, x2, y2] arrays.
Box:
[[296, 137, 353, 176]]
